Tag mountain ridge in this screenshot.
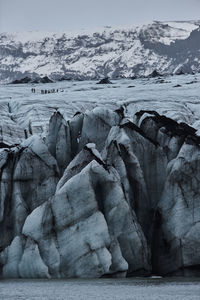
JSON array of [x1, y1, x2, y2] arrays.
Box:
[[0, 20, 200, 83]]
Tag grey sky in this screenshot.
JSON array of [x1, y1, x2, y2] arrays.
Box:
[[0, 0, 200, 32]]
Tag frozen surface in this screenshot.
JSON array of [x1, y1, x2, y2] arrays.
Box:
[[0, 73, 200, 138], [0, 74, 200, 279], [0, 278, 200, 300]]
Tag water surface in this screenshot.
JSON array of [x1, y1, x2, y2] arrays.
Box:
[[0, 278, 200, 300]]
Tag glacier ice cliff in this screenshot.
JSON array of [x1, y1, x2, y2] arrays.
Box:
[[0, 107, 200, 278]]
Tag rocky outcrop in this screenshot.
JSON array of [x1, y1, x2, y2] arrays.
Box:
[[97, 78, 112, 84], [0, 108, 200, 278], [147, 70, 163, 78], [35, 76, 53, 84], [11, 77, 32, 84], [11, 76, 53, 84]]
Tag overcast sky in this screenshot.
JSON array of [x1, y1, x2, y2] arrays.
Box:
[[0, 0, 200, 32]]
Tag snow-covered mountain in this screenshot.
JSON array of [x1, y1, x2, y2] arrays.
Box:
[[1, 20, 200, 83]]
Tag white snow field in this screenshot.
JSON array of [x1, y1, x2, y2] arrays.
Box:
[[0, 73, 200, 143], [0, 278, 200, 300]]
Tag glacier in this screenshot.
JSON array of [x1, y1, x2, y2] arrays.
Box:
[[0, 73, 200, 278]]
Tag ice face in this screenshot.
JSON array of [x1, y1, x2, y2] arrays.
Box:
[[0, 74, 200, 278]]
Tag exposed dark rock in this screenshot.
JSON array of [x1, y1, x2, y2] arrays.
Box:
[[176, 70, 185, 75], [185, 80, 197, 85], [130, 76, 137, 80], [136, 110, 199, 146], [73, 111, 83, 117], [97, 77, 112, 84], [173, 84, 182, 87], [11, 76, 53, 84], [31, 79, 40, 84], [11, 77, 32, 84], [58, 77, 72, 81], [148, 70, 163, 78], [40, 76, 53, 83], [135, 110, 159, 119], [0, 142, 17, 148], [155, 79, 165, 84], [115, 106, 125, 119]]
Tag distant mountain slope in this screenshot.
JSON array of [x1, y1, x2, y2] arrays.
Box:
[[0, 20, 200, 83]]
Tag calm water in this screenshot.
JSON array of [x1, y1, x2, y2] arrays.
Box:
[[0, 278, 200, 300]]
